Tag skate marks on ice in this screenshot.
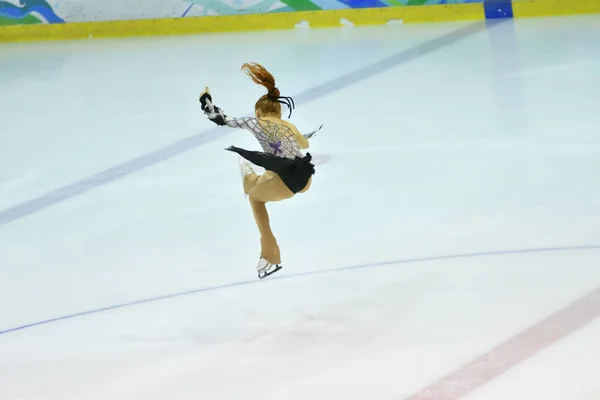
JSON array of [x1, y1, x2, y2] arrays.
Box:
[[0, 21, 500, 228], [0, 243, 598, 337]]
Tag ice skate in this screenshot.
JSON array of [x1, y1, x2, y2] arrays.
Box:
[[238, 156, 255, 197], [256, 257, 282, 279], [239, 156, 254, 177]]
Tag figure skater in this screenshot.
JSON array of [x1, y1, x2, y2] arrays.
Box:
[[199, 62, 322, 279]]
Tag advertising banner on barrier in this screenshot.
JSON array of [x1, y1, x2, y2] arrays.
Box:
[[0, 0, 483, 26]]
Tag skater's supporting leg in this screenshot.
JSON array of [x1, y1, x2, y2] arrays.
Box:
[[246, 172, 294, 264], [249, 198, 281, 264], [239, 159, 312, 265]]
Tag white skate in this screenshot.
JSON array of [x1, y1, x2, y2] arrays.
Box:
[[238, 157, 254, 197], [239, 156, 254, 177], [256, 257, 282, 279]]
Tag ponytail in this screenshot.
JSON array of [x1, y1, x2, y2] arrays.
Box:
[[241, 63, 280, 99], [241, 62, 295, 118]]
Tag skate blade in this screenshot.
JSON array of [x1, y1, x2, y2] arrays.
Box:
[[258, 265, 282, 279]]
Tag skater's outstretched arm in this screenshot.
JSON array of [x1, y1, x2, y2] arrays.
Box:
[[303, 124, 323, 141], [199, 87, 235, 126], [222, 116, 261, 132], [199, 86, 320, 150], [199, 87, 263, 132], [295, 124, 323, 149]]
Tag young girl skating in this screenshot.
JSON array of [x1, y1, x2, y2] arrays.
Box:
[[200, 62, 321, 278]]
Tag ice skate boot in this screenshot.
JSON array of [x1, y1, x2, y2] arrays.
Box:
[[256, 257, 282, 279], [239, 157, 255, 197]]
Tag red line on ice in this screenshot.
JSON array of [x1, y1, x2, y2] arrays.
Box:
[[406, 285, 600, 399]]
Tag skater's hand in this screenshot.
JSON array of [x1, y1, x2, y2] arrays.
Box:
[[199, 86, 227, 126], [304, 124, 323, 140], [199, 86, 214, 113]]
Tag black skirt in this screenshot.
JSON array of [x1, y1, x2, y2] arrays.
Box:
[[225, 146, 315, 194]]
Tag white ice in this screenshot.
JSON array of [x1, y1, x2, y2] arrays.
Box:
[[0, 15, 600, 400]]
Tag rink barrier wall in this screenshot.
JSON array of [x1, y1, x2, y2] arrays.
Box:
[[0, 0, 599, 42], [512, 0, 600, 18], [0, 4, 483, 42]]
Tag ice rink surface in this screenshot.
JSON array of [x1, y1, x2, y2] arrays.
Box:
[[1, 14, 599, 400]]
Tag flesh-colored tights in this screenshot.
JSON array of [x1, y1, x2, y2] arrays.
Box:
[[243, 170, 311, 265]]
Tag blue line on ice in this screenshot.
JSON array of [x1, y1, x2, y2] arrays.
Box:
[[1, 244, 598, 337]]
